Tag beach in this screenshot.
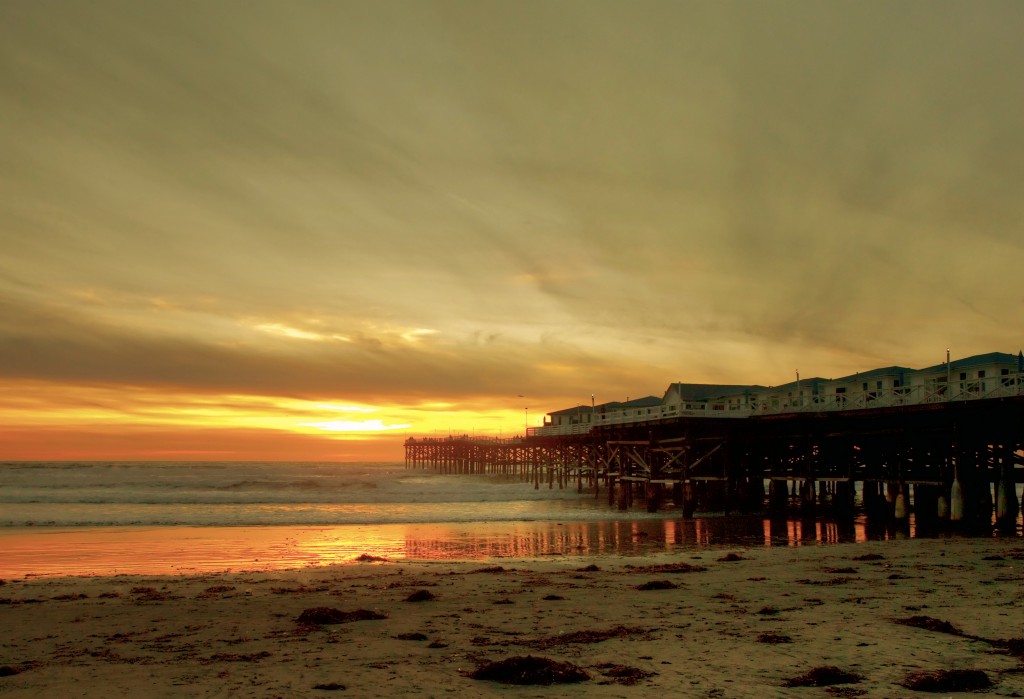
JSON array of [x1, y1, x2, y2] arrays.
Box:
[[2, 536, 1023, 698]]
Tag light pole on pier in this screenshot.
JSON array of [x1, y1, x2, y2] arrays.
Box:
[[946, 348, 952, 400]]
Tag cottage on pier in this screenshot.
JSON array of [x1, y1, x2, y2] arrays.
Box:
[[908, 351, 1022, 401], [662, 383, 763, 415]]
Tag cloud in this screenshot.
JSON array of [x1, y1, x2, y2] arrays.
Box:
[[1, 0, 1022, 438]]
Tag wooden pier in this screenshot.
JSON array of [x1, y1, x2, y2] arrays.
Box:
[[405, 396, 1024, 531]]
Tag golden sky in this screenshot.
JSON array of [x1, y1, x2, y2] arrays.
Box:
[[2, 1, 1022, 461]]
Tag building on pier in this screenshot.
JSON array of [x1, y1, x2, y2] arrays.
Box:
[[531, 350, 1023, 437], [545, 396, 661, 434], [664, 383, 764, 414]]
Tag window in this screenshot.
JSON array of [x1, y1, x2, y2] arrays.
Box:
[[978, 370, 986, 379], [959, 372, 967, 381]]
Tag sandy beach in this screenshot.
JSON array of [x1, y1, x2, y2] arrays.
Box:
[[2, 537, 1023, 698]]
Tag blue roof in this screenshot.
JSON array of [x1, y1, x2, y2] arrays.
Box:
[[916, 352, 1018, 374], [765, 377, 827, 391], [548, 395, 660, 416], [831, 366, 913, 382], [665, 383, 765, 401]]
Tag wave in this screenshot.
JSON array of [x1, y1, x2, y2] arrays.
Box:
[[0, 461, 591, 512]]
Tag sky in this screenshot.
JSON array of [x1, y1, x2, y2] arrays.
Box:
[[2, 1, 1023, 462]]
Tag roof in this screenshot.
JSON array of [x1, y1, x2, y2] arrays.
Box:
[[547, 395, 661, 416], [616, 396, 663, 408], [763, 377, 828, 391], [830, 366, 913, 383], [916, 352, 1019, 374], [664, 383, 765, 402]]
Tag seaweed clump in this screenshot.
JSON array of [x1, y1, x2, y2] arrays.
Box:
[[757, 632, 792, 644], [783, 666, 862, 687], [404, 589, 436, 602], [892, 616, 963, 636], [526, 625, 650, 650], [469, 656, 589, 685], [295, 607, 386, 625], [312, 682, 346, 691], [625, 562, 707, 574], [899, 669, 991, 692], [594, 663, 656, 685]]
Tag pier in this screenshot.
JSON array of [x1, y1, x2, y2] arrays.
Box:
[[405, 395, 1024, 531]]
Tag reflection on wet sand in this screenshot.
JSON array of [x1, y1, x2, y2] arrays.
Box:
[[0, 514, 981, 578], [400, 514, 931, 561]]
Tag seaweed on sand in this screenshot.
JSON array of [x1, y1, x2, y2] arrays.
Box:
[[892, 616, 963, 636], [295, 607, 387, 625], [594, 663, 656, 685], [899, 669, 991, 692], [468, 656, 590, 685], [757, 632, 792, 644], [625, 562, 707, 574], [525, 625, 651, 650], [404, 589, 436, 602], [783, 666, 862, 687]]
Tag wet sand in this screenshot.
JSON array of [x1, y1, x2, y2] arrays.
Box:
[[0, 516, 918, 579], [2, 537, 1023, 697]]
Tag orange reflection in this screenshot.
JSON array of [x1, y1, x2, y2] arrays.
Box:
[[0, 513, 958, 580]]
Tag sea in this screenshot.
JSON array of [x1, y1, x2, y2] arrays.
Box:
[[0, 460, 975, 579]]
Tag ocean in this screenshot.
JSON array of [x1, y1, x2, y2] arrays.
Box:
[[0, 461, 617, 528], [0, 460, 948, 578]]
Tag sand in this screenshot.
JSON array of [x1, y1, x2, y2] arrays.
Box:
[[1, 537, 1023, 698]]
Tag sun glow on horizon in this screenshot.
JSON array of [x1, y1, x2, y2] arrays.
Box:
[[0, 378, 544, 461]]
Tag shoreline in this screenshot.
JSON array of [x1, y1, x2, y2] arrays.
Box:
[[2, 537, 1023, 697]]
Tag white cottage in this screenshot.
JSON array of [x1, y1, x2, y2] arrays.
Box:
[[821, 366, 913, 409], [662, 383, 764, 415], [906, 351, 1022, 402]]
